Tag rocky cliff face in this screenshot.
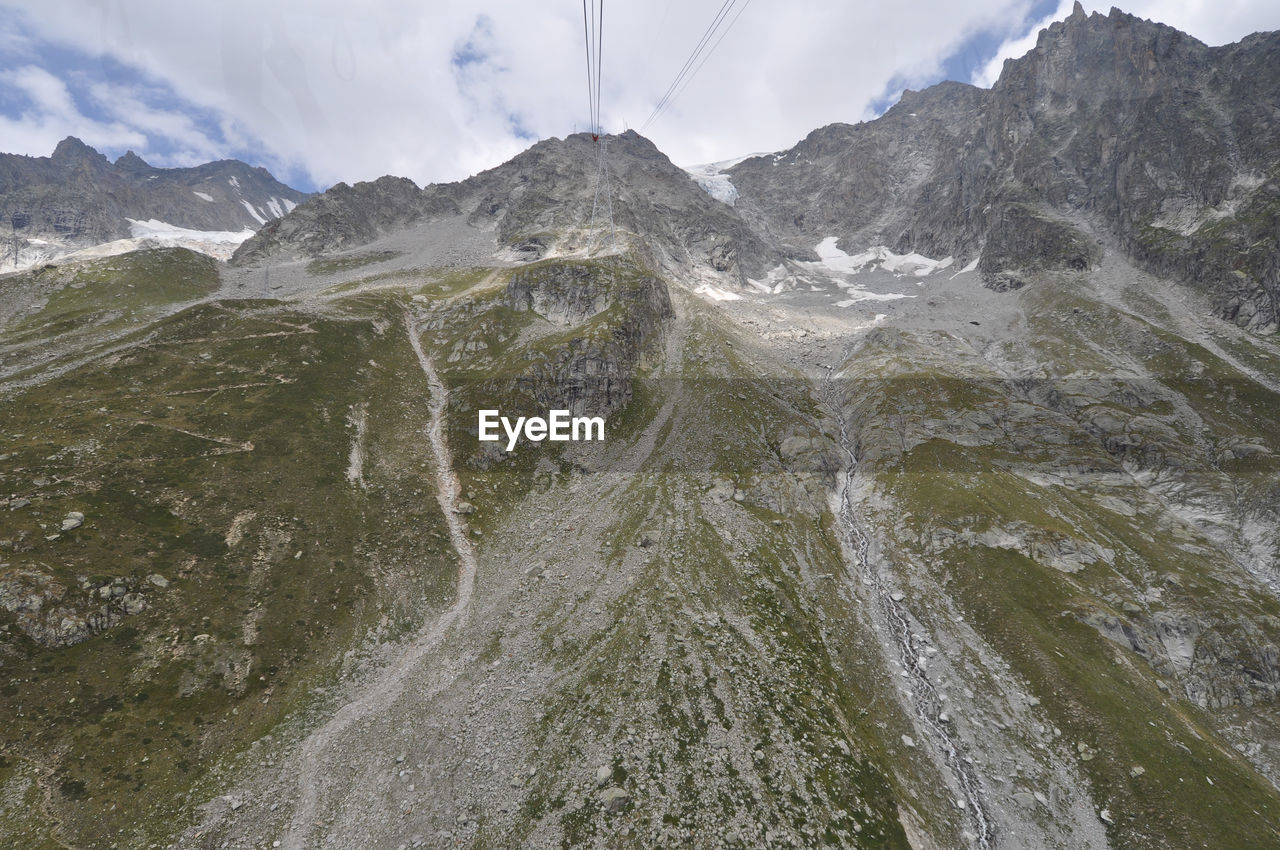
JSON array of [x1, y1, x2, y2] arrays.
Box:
[[727, 80, 994, 263], [498, 256, 673, 420], [411, 255, 673, 470], [728, 2, 1280, 328], [0, 137, 307, 269]]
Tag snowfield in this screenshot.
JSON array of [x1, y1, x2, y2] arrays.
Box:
[[813, 237, 954, 277], [64, 218, 257, 262], [683, 154, 769, 206]]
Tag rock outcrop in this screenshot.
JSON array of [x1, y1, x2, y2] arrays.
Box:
[[499, 256, 672, 421]]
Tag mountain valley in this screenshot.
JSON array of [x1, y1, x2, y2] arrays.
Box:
[[2, 5, 1280, 849]]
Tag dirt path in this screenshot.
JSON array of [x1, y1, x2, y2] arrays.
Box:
[[278, 309, 478, 849]]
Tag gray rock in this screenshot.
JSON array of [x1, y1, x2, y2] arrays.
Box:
[[728, 7, 1280, 331], [708, 479, 735, 504], [0, 568, 118, 646], [599, 786, 629, 814], [61, 511, 84, 531]]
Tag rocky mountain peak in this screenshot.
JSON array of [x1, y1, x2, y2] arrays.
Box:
[[1, 137, 308, 270], [999, 1, 1207, 104], [231, 3, 1276, 330], [236, 127, 779, 278], [50, 135, 109, 169], [114, 150, 154, 174]]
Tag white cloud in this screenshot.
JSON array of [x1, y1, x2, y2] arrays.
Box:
[[1, 0, 1277, 189], [1120, 0, 1280, 46], [972, 0, 1077, 88], [86, 82, 223, 165], [0, 65, 146, 156]]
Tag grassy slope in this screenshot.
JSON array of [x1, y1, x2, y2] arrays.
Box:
[[480, 293, 954, 847], [0, 291, 458, 847], [856, 276, 1280, 847], [2, 248, 219, 346]]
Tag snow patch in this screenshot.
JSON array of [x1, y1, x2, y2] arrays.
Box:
[[282, 197, 298, 213], [192, 190, 214, 202], [84, 218, 256, 261], [951, 256, 980, 278], [127, 219, 253, 243], [746, 264, 788, 294], [240, 200, 267, 225], [694, 283, 741, 302], [228, 176, 240, 189], [813, 237, 953, 277], [1, 221, 255, 272], [682, 153, 768, 206], [266, 197, 284, 219], [690, 172, 738, 205]]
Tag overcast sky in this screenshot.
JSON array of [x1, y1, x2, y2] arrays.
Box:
[[1, 1, 1277, 193]]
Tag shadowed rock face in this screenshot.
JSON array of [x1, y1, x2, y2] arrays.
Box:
[[505, 260, 616, 325], [0, 137, 308, 251], [503, 260, 671, 422], [458, 255, 673, 470], [727, 80, 994, 264], [231, 175, 437, 265]]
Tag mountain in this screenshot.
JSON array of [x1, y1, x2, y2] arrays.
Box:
[[232, 130, 783, 277], [3, 5, 1280, 850], [0, 137, 308, 271], [233, 3, 1279, 332], [728, 2, 1280, 328]]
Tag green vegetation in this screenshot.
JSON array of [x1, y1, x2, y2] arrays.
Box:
[[2, 248, 219, 345], [863, 299, 1280, 847], [0, 292, 457, 846], [418, 255, 671, 535], [495, 297, 948, 847]]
